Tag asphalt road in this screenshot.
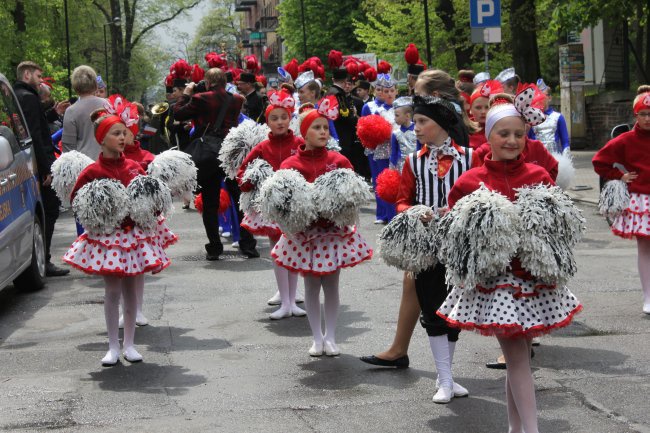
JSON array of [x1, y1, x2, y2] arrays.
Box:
[[1, 194, 649, 432]]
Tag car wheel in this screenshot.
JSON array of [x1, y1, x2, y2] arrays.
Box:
[[13, 216, 46, 292]]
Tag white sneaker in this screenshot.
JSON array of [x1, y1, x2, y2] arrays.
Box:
[[136, 312, 149, 326], [267, 291, 282, 306], [295, 291, 304, 303], [309, 341, 323, 357], [222, 231, 231, 238], [436, 379, 469, 397], [531, 337, 541, 346], [291, 304, 306, 317], [269, 307, 292, 320], [323, 340, 340, 356], [231, 241, 239, 248], [101, 349, 120, 366], [432, 386, 454, 404], [374, 219, 386, 224], [643, 303, 650, 314], [118, 315, 124, 329], [123, 346, 143, 363]]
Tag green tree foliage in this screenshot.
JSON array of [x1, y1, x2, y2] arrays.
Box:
[[277, 0, 366, 62], [188, 0, 241, 64]]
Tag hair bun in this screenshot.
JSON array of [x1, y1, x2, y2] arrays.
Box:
[[488, 93, 514, 108], [637, 84, 650, 95], [90, 108, 110, 123]]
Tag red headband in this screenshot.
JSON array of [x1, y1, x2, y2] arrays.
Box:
[[95, 115, 124, 144], [634, 92, 650, 114], [300, 109, 322, 137], [300, 96, 339, 137], [265, 89, 295, 119]]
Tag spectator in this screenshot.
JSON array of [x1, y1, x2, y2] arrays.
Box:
[[38, 82, 69, 134], [237, 72, 266, 124], [95, 75, 107, 98], [173, 68, 260, 260], [61, 65, 106, 160], [13, 61, 69, 276]]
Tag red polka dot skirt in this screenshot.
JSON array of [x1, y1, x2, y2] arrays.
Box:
[[437, 270, 582, 339], [611, 192, 650, 239], [63, 225, 171, 277], [271, 225, 373, 276], [156, 216, 178, 249], [241, 210, 282, 238]]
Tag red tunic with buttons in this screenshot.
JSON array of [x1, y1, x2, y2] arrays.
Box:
[[593, 123, 650, 238], [474, 137, 559, 181], [271, 145, 373, 276], [236, 131, 304, 237], [438, 154, 582, 338], [63, 153, 173, 277]]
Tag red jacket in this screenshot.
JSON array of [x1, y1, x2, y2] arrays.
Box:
[[71, 153, 145, 201], [469, 129, 486, 150], [593, 123, 650, 194], [474, 137, 558, 181], [279, 144, 353, 182], [123, 141, 155, 170], [448, 153, 554, 208], [237, 131, 304, 192]]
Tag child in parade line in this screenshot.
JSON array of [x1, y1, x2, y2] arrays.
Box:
[[438, 92, 582, 432], [467, 80, 503, 149], [237, 89, 306, 320], [394, 95, 477, 403], [593, 85, 650, 314], [360, 70, 472, 370], [389, 96, 416, 173], [529, 78, 570, 154], [64, 109, 173, 366], [272, 97, 372, 356]]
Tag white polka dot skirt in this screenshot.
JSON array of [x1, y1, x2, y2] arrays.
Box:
[[437, 271, 582, 338], [611, 192, 650, 239], [241, 210, 282, 237], [63, 226, 171, 277], [272, 225, 373, 276]]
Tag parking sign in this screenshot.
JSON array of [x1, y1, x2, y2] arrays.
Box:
[[470, 0, 501, 28]]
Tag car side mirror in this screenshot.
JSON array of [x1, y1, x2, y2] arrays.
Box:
[[0, 136, 15, 171]]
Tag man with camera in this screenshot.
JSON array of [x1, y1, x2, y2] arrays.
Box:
[[173, 68, 259, 260]]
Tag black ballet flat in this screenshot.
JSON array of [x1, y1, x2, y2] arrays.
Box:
[[485, 359, 507, 369], [359, 355, 409, 368]]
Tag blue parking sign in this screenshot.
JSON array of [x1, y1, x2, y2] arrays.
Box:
[[470, 0, 501, 28]]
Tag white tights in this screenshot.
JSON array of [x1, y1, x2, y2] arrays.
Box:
[[498, 336, 538, 433], [303, 270, 340, 346], [270, 235, 299, 312], [637, 237, 650, 304], [104, 275, 139, 352], [121, 274, 145, 317]]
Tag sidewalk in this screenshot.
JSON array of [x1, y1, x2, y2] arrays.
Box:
[[566, 150, 599, 205]]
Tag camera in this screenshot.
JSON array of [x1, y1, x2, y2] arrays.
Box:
[[195, 80, 207, 93]]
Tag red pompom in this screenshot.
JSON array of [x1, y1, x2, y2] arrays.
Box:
[[405, 43, 420, 65], [205, 52, 226, 69], [345, 62, 359, 77], [191, 64, 205, 83], [357, 114, 393, 150], [377, 60, 392, 74], [219, 188, 231, 214], [164, 74, 173, 87], [231, 68, 243, 82], [284, 58, 299, 80], [376, 169, 402, 204], [328, 50, 343, 69], [194, 193, 204, 214], [256, 74, 267, 87], [316, 65, 325, 81], [170, 59, 192, 80], [245, 55, 259, 72], [363, 67, 377, 83]]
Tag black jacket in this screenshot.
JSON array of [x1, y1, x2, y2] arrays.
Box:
[[243, 91, 266, 124], [13, 81, 56, 178], [327, 84, 359, 150]]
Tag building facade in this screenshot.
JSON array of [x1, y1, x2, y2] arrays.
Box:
[[235, 0, 282, 76]]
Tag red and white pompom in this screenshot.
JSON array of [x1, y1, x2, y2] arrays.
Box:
[[357, 114, 393, 150]]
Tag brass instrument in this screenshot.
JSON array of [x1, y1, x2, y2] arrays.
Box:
[[151, 101, 169, 116], [147, 101, 171, 152]]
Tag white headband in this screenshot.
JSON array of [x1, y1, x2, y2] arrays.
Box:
[[484, 104, 521, 139]]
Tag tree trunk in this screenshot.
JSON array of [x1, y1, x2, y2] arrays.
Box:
[[435, 0, 473, 69], [634, 0, 644, 82], [11, 0, 26, 75], [510, 0, 540, 83]]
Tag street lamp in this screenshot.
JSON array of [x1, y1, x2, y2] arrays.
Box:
[[103, 16, 121, 91]]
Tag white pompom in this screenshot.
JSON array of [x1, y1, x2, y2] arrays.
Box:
[[147, 149, 197, 198], [72, 178, 129, 235], [326, 137, 342, 152], [289, 116, 302, 137], [51, 150, 94, 205], [258, 169, 316, 234], [437, 184, 520, 288], [127, 175, 173, 231], [599, 179, 630, 218], [378, 205, 438, 273], [515, 184, 585, 285], [219, 119, 270, 179], [552, 149, 575, 190], [239, 158, 275, 213], [312, 168, 373, 227]]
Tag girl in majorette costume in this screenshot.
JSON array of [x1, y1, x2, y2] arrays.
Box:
[[63, 109, 173, 366], [468, 80, 503, 149], [267, 96, 373, 356], [237, 89, 306, 319], [438, 91, 583, 432], [361, 73, 397, 223], [593, 85, 650, 314], [388, 96, 416, 173], [529, 78, 570, 154]]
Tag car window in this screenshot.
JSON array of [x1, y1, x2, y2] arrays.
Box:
[[0, 81, 30, 149]]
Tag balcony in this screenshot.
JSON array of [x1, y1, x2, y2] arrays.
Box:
[[234, 0, 256, 11]]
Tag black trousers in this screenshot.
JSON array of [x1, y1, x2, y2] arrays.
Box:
[[41, 184, 60, 263], [414, 263, 460, 341], [224, 178, 257, 254]]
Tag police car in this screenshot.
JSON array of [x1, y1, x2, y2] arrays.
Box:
[[0, 73, 46, 291]]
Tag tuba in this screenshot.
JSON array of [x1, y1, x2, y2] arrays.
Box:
[[151, 101, 169, 116]]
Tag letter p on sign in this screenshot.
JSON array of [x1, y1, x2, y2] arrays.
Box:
[[470, 0, 501, 28], [478, 0, 493, 24]]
